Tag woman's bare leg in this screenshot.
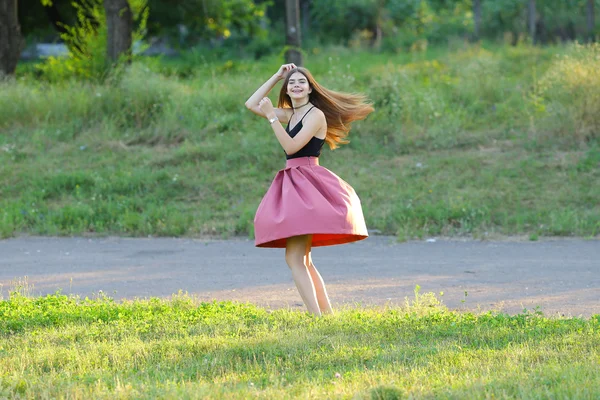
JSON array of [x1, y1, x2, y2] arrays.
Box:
[[305, 236, 334, 314], [285, 235, 321, 316]]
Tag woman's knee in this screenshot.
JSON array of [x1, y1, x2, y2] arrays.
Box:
[[285, 248, 304, 268], [285, 235, 308, 268]]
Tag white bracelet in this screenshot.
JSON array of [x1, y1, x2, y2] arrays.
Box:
[[269, 116, 279, 124]]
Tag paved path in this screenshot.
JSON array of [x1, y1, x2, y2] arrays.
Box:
[[1, 236, 598, 317]]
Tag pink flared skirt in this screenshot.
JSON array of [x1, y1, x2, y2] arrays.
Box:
[[254, 156, 368, 248]]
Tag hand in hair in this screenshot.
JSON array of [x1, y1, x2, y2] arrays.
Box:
[[276, 64, 297, 80]]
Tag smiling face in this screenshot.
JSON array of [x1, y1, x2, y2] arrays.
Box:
[[286, 72, 312, 100]]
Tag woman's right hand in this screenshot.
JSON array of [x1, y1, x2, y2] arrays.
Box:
[[276, 63, 297, 79]]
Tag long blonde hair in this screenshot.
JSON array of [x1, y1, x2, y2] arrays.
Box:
[[278, 67, 374, 149]]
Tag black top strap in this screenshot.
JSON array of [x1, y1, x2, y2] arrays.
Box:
[[300, 106, 315, 123]]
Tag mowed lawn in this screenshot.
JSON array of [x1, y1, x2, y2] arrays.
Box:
[[1, 290, 599, 399]]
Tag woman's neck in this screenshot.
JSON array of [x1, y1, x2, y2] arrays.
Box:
[[291, 99, 310, 110]]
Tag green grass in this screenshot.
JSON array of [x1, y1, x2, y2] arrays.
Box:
[[1, 42, 599, 240], [1, 288, 599, 399]]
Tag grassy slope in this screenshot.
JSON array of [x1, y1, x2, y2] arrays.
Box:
[[1, 43, 599, 240], [0, 291, 599, 399]]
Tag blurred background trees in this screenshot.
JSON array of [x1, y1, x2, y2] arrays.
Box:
[[1, 0, 597, 77], [16, 0, 598, 47]]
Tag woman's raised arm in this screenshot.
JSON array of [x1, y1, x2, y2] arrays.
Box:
[[245, 64, 296, 121]]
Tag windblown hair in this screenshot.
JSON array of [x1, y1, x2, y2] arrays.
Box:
[[278, 67, 374, 149]]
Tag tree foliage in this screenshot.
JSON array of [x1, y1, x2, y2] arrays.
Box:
[[146, 0, 269, 45], [36, 0, 148, 81], [309, 0, 598, 48], [310, 0, 471, 48]]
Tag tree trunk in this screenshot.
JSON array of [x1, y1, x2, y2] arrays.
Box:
[[372, 23, 382, 49], [103, 0, 133, 64], [0, 0, 22, 77], [285, 0, 302, 66], [301, 0, 310, 43], [587, 0, 595, 43], [473, 0, 481, 41], [528, 0, 536, 44]]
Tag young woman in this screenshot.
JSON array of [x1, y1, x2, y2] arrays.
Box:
[[245, 63, 374, 316]]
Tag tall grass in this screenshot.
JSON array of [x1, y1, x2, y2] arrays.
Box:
[[1, 43, 599, 239], [534, 43, 600, 143]]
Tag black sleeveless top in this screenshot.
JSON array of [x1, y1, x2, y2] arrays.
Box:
[[285, 106, 325, 160]]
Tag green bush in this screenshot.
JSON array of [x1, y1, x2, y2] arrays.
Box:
[[535, 43, 600, 143]]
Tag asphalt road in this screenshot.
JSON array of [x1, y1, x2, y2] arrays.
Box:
[[1, 236, 598, 316]]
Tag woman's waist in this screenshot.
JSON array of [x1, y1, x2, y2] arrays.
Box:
[[285, 156, 320, 168]]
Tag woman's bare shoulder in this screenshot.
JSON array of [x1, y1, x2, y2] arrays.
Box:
[[307, 107, 326, 123], [304, 107, 327, 139]]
